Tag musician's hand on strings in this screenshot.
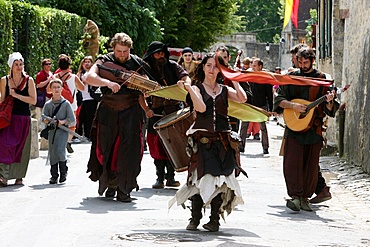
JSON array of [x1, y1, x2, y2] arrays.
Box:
[[292, 102, 307, 113], [108, 81, 121, 93]]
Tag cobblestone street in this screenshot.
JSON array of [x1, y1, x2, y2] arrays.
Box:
[[1, 121, 370, 246]]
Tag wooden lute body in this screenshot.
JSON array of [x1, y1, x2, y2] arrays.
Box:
[[283, 84, 350, 132]]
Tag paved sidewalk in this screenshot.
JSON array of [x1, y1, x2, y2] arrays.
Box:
[[1, 120, 370, 246]]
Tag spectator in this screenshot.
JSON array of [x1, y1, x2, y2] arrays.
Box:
[[0, 52, 36, 186], [76, 56, 97, 140], [54, 54, 84, 153], [178, 47, 200, 80], [41, 78, 76, 184]]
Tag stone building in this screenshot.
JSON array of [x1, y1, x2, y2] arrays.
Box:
[[210, 32, 281, 72], [317, 0, 370, 173]]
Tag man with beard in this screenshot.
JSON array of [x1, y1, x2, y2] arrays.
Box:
[[286, 44, 333, 204], [273, 47, 339, 212], [85, 33, 153, 202], [143, 41, 191, 189]]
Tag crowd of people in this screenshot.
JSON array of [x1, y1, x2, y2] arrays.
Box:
[[0, 34, 339, 231]]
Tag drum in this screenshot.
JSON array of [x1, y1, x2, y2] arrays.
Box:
[[154, 107, 195, 172]]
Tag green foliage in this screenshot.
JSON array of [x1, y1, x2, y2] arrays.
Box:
[[23, 0, 242, 53], [305, 9, 318, 44], [24, 0, 162, 56], [236, 0, 283, 43], [0, 0, 13, 74], [0, 1, 86, 77], [156, 0, 242, 51], [4, 0, 245, 64]]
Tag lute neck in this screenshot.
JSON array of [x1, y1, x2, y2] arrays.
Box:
[[306, 95, 327, 111]]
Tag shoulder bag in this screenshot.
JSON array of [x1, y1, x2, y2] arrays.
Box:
[[59, 72, 74, 104], [88, 85, 102, 101], [0, 75, 29, 129], [40, 100, 66, 140]]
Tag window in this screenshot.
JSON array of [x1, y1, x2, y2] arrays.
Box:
[[319, 0, 332, 59]]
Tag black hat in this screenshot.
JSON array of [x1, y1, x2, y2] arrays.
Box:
[[182, 47, 193, 55], [143, 41, 170, 61]]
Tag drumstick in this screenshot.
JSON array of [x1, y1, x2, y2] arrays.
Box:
[[153, 114, 164, 117]]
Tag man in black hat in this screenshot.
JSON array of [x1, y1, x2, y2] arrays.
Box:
[[143, 41, 191, 189], [85, 33, 153, 203]]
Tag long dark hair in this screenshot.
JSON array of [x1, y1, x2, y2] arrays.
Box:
[[192, 52, 225, 84]]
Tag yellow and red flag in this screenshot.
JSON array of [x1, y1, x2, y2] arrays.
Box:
[[283, 0, 300, 29]]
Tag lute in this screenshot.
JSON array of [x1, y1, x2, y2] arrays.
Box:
[[283, 84, 350, 132]]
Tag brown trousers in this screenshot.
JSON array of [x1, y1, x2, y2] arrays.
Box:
[[283, 137, 322, 198]]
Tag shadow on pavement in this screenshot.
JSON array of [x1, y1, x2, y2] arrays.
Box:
[[0, 183, 25, 192], [115, 227, 261, 245], [133, 187, 178, 199], [241, 153, 270, 159], [266, 204, 335, 224], [66, 196, 151, 214], [29, 183, 67, 190]]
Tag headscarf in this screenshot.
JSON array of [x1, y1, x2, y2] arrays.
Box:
[[8, 52, 24, 69]]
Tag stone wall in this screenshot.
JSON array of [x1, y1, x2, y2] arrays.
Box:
[[30, 119, 40, 159], [319, 0, 370, 173], [211, 33, 280, 72]]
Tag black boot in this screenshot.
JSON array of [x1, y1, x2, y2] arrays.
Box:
[[203, 194, 222, 232], [59, 161, 68, 183], [116, 188, 132, 203], [105, 172, 117, 198], [165, 161, 180, 187], [186, 195, 203, 231], [49, 164, 59, 184], [152, 160, 165, 189]]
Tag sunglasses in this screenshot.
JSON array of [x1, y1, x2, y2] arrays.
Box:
[[44, 63, 52, 66]]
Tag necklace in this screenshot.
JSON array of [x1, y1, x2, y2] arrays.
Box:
[[11, 76, 23, 88], [203, 82, 218, 95]]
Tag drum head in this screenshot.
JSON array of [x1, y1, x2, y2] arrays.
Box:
[[154, 107, 191, 130]]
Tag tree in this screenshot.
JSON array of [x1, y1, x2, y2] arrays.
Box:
[[236, 0, 283, 43], [22, 0, 162, 55], [154, 0, 243, 51], [21, 0, 243, 53]]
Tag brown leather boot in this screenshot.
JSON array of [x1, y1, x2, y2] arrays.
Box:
[[203, 194, 222, 232], [186, 195, 203, 231]]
